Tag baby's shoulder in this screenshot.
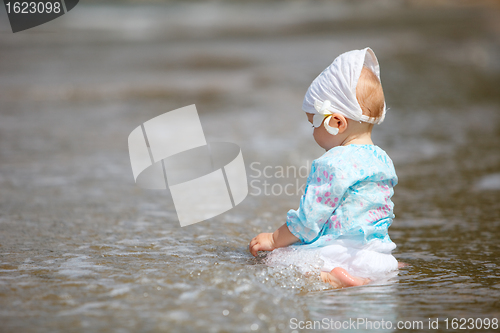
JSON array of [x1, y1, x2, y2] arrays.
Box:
[[314, 145, 396, 181], [318, 144, 389, 165]]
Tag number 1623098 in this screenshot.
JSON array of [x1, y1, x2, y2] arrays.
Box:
[[5, 2, 62, 14], [444, 318, 498, 330]]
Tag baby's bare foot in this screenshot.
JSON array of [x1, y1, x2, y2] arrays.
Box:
[[320, 271, 343, 288], [321, 267, 370, 288]]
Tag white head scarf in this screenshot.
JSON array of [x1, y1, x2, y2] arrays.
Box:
[[302, 47, 386, 130]]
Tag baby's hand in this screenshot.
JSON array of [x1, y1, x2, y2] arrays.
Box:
[[249, 233, 275, 257]]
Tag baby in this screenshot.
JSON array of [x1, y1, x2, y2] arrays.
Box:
[[249, 48, 399, 288]]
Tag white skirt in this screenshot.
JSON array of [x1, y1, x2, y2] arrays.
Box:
[[265, 238, 398, 280], [318, 238, 398, 279]]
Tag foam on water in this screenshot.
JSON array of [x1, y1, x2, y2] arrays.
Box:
[[475, 173, 500, 191]]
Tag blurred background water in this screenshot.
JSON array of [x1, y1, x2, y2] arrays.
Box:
[[0, 1, 499, 332]]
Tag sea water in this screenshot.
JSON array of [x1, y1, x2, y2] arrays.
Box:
[[0, 1, 499, 332]]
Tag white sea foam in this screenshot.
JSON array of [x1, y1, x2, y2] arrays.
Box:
[[475, 173, 500, 191]]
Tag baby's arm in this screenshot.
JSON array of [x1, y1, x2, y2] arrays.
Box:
[[249, 223, 299, 257]]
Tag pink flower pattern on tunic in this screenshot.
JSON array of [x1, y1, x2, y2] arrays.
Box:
[[286, 145, 398, 247]]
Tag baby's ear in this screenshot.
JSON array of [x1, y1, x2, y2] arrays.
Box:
[[329, 113, 348, 133]]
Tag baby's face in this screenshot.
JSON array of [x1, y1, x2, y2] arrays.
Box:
[[307, 113, 336, 150]]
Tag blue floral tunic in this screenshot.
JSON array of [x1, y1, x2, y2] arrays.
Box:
[[286, 144, 398, 248]]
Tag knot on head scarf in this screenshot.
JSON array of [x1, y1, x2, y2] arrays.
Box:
[[303, 47, 386, 127]]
